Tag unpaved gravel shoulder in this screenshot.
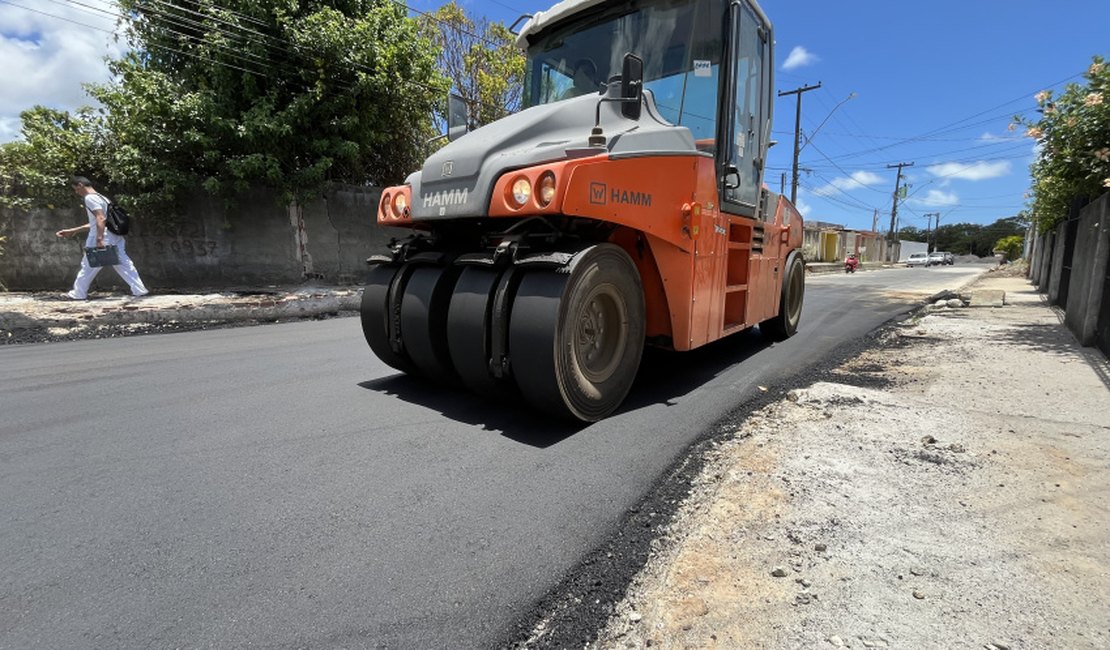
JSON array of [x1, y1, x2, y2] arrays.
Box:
[[594, 274, 1110, 650]]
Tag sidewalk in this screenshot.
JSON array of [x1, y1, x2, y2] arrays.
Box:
[[0, 286, 362, 344], [591, 270, 1110, 649]]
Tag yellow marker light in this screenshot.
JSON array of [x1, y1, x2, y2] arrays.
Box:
[[392, 192, 408, 217], [511, 177, 531, 208], [537, 172, 556, 206]]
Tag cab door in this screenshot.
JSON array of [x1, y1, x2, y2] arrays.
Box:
[[716, 0, 777, 330], [719, 0, 770, 217]]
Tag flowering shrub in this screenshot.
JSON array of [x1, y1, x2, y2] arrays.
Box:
[[1014, 56, 1109, 231]]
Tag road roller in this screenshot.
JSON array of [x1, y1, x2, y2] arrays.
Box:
[[362, 0, 804, 421]]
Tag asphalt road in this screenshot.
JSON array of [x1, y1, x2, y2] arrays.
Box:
[[0, 263, 989, 648]]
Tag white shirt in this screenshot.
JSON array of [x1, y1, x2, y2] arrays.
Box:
[[83, 193, 122, 248]]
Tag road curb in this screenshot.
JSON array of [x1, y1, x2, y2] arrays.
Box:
[[0, 292, 362, 331]]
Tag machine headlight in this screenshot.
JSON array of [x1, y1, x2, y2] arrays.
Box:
[[537, 172, 556, 206], [511, 177, 531, 208], [392, 192, 408, 217], [380, 193, 391, 218]]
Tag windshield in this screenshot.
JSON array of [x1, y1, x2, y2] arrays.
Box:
[[523, 0, 727, 144]]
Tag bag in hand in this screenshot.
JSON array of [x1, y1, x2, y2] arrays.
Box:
[[85, 245, 120, 268]]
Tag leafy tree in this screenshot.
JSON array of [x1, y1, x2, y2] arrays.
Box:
[[3, 1, 448, 222], [418, 2, 525, 130], [897, 215, 1028, 256], [897, 226, 926, 242], [0, 107, 108, 210], [1014, 56, 1109, 232]]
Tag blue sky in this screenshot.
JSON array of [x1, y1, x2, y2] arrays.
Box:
[[4, 0, 1108, 232]]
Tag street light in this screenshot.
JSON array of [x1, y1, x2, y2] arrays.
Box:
[[800, 92, 857, 153]]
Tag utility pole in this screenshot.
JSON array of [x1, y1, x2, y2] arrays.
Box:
[[924, 212, 940, 252], [886, 161, 914, 237], [871, 208, 879, 233], [778, 82, 821, 205]]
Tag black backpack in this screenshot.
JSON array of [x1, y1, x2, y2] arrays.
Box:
[[105, 200, 131, 236]]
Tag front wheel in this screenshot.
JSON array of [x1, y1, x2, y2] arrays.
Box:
[[509, 244, 646, 422]]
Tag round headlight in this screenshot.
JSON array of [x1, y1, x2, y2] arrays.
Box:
[[537, 172, 556, 206], [511, 177, 531, 208], [380, 193, 391, 218], [392, 192, 408, 217]]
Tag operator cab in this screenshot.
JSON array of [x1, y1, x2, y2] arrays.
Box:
[[517, 0, 773, 218]]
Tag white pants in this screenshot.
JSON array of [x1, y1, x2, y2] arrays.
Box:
[[71, 237, 148, 298]]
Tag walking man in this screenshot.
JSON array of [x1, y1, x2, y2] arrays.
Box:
[[55, 176, 149, 299]]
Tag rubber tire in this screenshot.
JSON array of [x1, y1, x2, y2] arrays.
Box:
[[761, 251, 804, 341], [447, 266, 515, 398], [361, 264, 415, 374], [509, 244, 645, 422], [400, 264, 463, 385]]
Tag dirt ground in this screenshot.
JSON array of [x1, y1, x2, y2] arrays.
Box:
[[593, 271, 1110, 650]]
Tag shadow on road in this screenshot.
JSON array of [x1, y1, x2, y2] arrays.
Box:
[[624, 326, 772, 410], [357, 328, 776, 445], [357, 374, 585, 447]]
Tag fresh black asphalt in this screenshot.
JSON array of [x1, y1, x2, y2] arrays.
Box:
[[0, 265, 987, 648]]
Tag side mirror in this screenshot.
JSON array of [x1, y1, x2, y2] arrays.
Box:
[[723, 164, 741, 190], [447, 94, 469, 142], [620, 53, 643, 120]]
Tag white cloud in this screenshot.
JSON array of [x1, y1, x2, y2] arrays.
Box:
[[782, 46, 819, 71], [0, 2, 124, 143], [911, 190, 960, 207], [813, 170, 882, 196], [926, 160, 1011, 181], [795, 198, 812, 215]]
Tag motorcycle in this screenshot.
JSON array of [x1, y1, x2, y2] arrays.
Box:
[[844, 255, 859, 274]]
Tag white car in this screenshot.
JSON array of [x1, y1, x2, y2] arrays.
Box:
[[928, 252, 947, 266], [905, 252, 930, 267]]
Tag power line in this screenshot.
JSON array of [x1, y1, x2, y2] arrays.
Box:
[[0, 0, 115, 31]]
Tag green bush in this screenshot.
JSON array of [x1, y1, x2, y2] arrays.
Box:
[[1014, 56, 1109, 232], [994, 235, 1024, 262]]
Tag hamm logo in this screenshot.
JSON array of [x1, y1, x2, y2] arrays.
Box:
[[421, 188, 468, 209], [588, 182, 652, 207]]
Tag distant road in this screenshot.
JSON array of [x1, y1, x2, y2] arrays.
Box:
[[0, 264, 988, 648]]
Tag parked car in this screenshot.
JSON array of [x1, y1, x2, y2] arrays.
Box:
[[939, 251, 955, 265], [928, 252, 947, 266], [905, 252, 930, 267]]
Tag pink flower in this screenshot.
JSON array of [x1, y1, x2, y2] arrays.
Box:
[[1095, 148, 1110, 163], [1085, 93, 1104, 107], [1007, 122, 1017, 132], [1035, 90, 1051, 104], [1026, 127, 1044, 139], [1090, 62, 1105, 76], [1104, 178, 1110, 189]]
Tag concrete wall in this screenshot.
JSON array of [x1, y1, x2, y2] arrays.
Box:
[[897, 240, 928, 262], [1063, 194, 1109, 348], [1032, 193, 1110, 358], [1047, 221, 1068, 305], [0, 185, 411, 291], [1036, 230, 1055, 292]]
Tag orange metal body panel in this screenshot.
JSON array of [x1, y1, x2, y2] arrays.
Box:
[[375, 154, 803, 353]]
